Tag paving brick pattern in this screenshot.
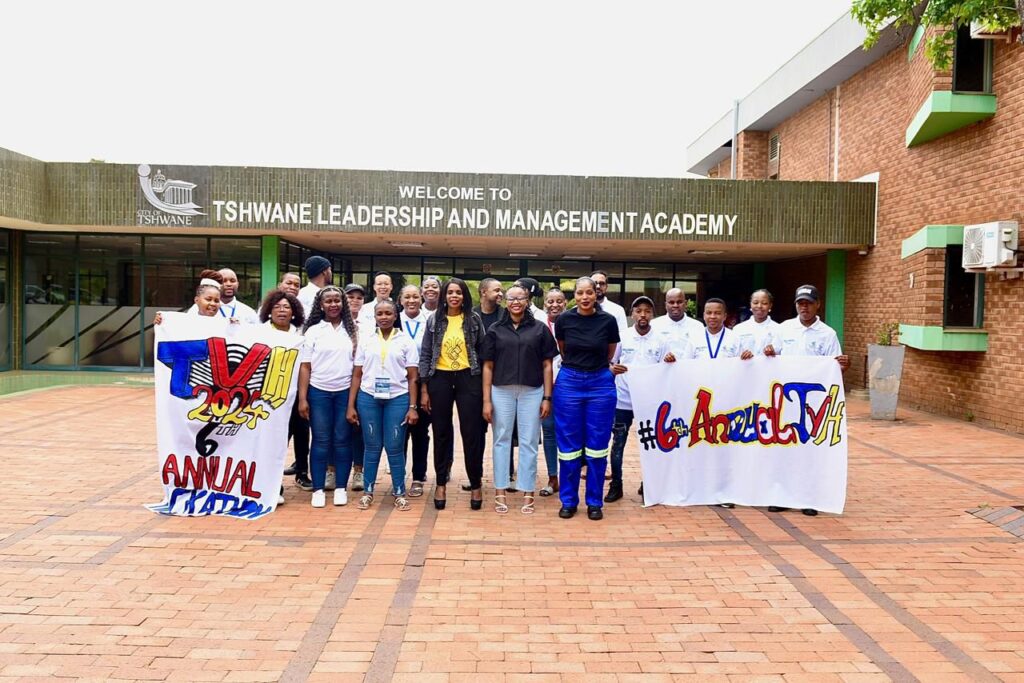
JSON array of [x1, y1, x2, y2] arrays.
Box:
[[2, 386, 1024, 681]]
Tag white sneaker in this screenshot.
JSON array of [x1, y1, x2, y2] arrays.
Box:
[[325, 470, 336, 490], [334, 489, 348, 506], [311, 490, 326, 508], [278, 493, 286, 505]]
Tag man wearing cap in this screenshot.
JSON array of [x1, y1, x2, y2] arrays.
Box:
[[299, 256, 333, 322], [607, 296, 676, 503], [651, 288, 704, 357], [767, 284, 849, 516]]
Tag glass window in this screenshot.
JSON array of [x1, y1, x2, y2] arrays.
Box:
[[143, 236, 212, 367], [527, 260, 593, 279], [0, 231, 9, 369], [456, 258, 521, 278], [78, 235, 142, 367], [210, 237, 262, 309], [953, 25, 992, 93], [24, 234, 77, 366], [422, 257, 453, 278], [944, 245, 983, 327]]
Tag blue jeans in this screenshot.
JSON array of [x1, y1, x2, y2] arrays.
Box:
[[356, 391, 409, 496], [541, 413, 557, 479], [553, 367, 616, 509], [609, 408, 634, 486], [491, 384, 543, 491], [307, 386, 354, 491]]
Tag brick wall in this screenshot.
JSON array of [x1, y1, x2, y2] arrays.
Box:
[[771, 33, 1024, 431], [737, 131, 769, 179]]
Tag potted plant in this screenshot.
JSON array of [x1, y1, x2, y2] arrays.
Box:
[[867, 321, 904, 420]]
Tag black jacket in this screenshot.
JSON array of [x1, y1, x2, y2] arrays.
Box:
[[418, 310, 486, 379]]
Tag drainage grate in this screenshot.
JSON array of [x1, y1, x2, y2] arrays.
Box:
[[967, 505, 1024, 538]]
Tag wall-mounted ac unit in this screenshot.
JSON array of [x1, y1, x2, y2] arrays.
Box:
[[962, 221, 1018, 270]]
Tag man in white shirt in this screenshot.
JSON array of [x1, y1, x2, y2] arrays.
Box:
[[687, 298, 741, 360], [607, 296, 675, 503], [651, 288, 704, 356], [298, 256, 333, 322], [767, 284, 849, 517], [590, 270, 628, 334]]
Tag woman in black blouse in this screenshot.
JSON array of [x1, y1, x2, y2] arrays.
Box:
[[552, 277, 620, 521], [481, 284, 558, 515]]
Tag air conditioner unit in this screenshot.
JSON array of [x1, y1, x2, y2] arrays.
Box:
[[970, 20, 1011, 40], [962, 221, 1018, 270]]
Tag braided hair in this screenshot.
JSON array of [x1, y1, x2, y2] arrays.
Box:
[[302, 285, 358, 349]]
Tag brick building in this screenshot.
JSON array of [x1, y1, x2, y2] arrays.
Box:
[[688, 12, 1024, 431]]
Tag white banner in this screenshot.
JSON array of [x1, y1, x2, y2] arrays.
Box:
[[627, 356, 847, 513], [147, 313, 302, 519]]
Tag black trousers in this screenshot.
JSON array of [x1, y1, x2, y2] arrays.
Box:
[[288, 401, 310, 475], [427, 369, 484, 489], [405, 406, 431, 482]]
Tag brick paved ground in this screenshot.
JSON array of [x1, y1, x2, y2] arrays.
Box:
[[2, 386, 1024, 682]]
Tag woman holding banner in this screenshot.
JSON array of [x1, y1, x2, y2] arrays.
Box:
[[152, 270, 225, 324], [259, 290, 310, 497], [553, 276, 620, 521], [734, 289, 780, 359], [297, 286, 359, 509], [347, 299, 420, 511]]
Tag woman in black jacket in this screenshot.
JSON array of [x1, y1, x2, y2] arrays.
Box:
[[418, 278, 487, 510]]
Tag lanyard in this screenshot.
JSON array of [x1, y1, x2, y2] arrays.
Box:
[[219, 301, 237, 318], [547, 319, 556, 337], [377, 329, 395, 365], [705, 329, 724, 359], [404, 319, 421, 340]]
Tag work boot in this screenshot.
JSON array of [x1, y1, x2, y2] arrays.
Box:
[[604, 481, 623, 503]]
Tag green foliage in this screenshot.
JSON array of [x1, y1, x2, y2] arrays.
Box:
[[874, 321, 900, 345], [851, 0, 1020, 70]]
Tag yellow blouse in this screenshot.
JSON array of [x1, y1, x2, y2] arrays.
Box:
[[436, 314, 470, 371]]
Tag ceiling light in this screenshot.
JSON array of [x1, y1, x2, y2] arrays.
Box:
[[687, 249, 725, 255], [390, 241, 424, 248], [562, 254, 591, 260], [508, 252, 539, 258]]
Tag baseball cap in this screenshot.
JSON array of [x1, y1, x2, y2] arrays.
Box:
[[794, 285, 820, 303], [344, 283, 366, 295], [630, 295, 656, 310]]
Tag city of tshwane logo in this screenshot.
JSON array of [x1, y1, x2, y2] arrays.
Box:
[[137, 164, 205, 216]]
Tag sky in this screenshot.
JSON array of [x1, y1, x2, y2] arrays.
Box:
[[1, 0, 854, 178]]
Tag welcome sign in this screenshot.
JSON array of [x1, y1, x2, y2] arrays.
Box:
[[148, 314, 302, 519], [627, 356, 848, 513]]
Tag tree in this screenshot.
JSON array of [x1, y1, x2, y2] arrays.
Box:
[[851, 0, 1023, 70]]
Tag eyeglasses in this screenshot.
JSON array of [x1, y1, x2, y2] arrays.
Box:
[[506, 296, 528, 303]]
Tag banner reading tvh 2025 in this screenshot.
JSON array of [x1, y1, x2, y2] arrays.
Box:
[[627, 356, 847, 513], [147, 313, 302, 519]]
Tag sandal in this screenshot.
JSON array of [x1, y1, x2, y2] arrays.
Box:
[[494, 493, 509, 515], [539, 477, 558, 497], [409, 481, 424, 498], [521, 493, 535, 515], [357, 494, 373, 510], [394, 496, 411, 511]]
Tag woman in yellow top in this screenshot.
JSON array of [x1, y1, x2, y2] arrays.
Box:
[[418, 278, 486, 510]]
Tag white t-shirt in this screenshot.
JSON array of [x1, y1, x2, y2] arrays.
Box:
[[542, 316, 562, 379], [187, 298, 259, 325], [732, 317, 781, 355], [613, 326, 670, 410], [598, 298, 629, 334], [687, 326, 742, 360], [300, 320, 356, 392], [776, 316, 842, 357], [354, 329, 420, 398], [264, 321, 299, 335], [651, 314, 704, 357], [399, 311, 430, 350], [297, 282, 321, 322]]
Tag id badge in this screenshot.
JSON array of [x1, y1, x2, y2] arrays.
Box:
[[373, 376, 391, 399]]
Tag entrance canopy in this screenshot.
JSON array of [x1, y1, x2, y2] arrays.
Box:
[[1, 149, 875, 263]]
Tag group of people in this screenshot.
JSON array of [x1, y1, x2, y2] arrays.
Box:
[[161, 256, 849, 520]]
